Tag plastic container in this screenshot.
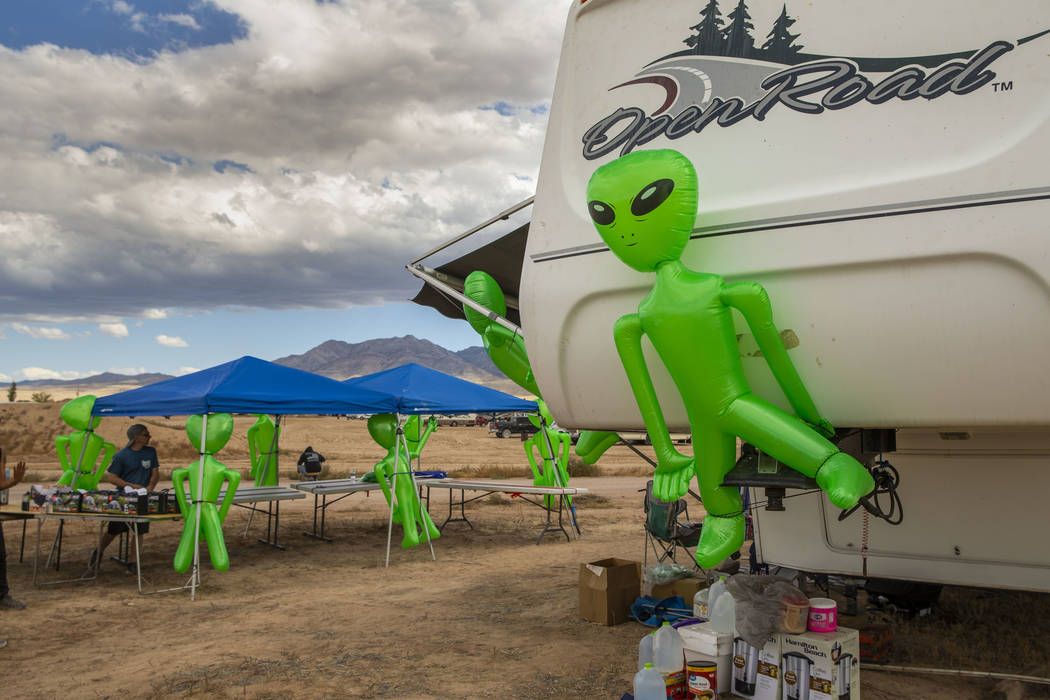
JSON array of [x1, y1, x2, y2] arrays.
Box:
[[638, 630, 654, 671], [807, 597, 838, 632], [633, 663, 666, 700], [707, 576, 728, 617], [678, 622, 733, 698], [653, 621, 685, 673], [710, 589, 736, 635], [693, 586, 710, 619]]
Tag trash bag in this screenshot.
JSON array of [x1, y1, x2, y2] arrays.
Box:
[[643, 562, 694, 587], [727, 574, 810, 648]]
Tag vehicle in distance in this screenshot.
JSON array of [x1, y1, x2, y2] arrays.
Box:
[[490, 415, 540, 439]]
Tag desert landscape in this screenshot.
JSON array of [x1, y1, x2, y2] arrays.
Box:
[[1, 401, 1048, 699]]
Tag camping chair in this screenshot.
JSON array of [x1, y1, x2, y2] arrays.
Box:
[[642, 480, 702, 569]]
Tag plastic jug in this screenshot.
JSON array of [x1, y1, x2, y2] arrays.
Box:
[[710, 589, 737, 635], [653, 621, 685, 673], [633, 663, 666, 700], [693, 586, 710, 619], [707, 576, 728, 617], [638, 630, 654, 671]]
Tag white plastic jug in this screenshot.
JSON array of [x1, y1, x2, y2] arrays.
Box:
[[710, 589, 737, 635], [638, 630, 654, 671], [707, 576, 728, 617], [652, 621, 685, 674], [693, 586, 710, 619], [633, 663, 666, 700]]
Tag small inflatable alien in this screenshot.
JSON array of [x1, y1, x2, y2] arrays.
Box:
[[586, 149, 875, 568], [461, 270, 618, 465], [367, 413, 440, 548], [172, 413, 241, 573], [523, 401, 572, 509], [55, 395, 116, 490], [247, 414, 280, 487]]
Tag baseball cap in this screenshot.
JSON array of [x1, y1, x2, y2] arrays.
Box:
[[126, 423, 150, 447]]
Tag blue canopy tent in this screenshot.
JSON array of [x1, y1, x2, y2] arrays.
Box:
[[342, 362, 537, 415], [344, 363, 538, 563], [90, 356, 398, 598]]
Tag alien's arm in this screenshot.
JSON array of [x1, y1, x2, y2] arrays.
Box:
[[613, 314, 684, 465], [720, 282, 830, 434], [218, 468, 241, 522], [484, 327, 541, 396], [523, 437, 542, 481], [247, 426, 259, 470], [574, 430, 620, 464], [55, 435, 71, 472], [94, 441, 117, 481], [172, 468, 189, 514]]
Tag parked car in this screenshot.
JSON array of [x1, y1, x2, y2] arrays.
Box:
[[433, 414, 470, 427], [490, 415, 540, 439]]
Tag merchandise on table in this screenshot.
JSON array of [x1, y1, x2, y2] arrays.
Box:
[[21, 485, 181, 516]]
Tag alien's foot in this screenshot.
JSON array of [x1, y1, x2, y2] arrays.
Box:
[[816, 452, 876, 509], [694, 512, 746, 570]]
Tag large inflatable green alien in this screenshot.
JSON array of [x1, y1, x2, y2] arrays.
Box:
[[586, 149, 875, 568], [523, 401, 573, 509], [55, 395, 116, 490], [461, 271, 619, 465], [172, 413, 241, 573], [367, 413, 440, 548], [247, 414, 280, 487]]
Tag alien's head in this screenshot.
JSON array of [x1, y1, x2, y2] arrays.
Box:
[[585, 149, 698, 272], [186, 412, 234, 453], [367, 413, 397, 449]]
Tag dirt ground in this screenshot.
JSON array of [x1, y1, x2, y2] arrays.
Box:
[[1, 404, 1048, 698]]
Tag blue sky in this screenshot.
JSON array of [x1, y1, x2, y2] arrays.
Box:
[[0, 0, 564, 382]]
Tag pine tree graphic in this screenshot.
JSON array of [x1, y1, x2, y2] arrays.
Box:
[[721, 0, 755, 58], [683, 0, 725, 56], [762, 4, 804, 63]]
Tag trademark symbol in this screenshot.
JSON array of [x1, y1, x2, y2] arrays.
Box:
[[992, 81, 1014, 92]]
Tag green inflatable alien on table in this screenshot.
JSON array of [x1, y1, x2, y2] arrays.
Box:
[[367, 413, 441, 548], [522, 402, 573, 509], [172, 413, 241, 573], [247, 414, 280, 487], [55, 395, 116, 490], [586, 149, 875, 568]]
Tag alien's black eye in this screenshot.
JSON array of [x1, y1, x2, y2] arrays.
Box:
[[631, 179, 675, 217], [588, 200, 615, 226]]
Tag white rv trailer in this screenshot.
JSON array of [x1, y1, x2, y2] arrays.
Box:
[[413, 0, 1050, 591]]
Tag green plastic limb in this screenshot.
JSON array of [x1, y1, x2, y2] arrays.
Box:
[[217, 467, 241, 522], [721, 282, 831, 437], [613, 313, 694, 501]]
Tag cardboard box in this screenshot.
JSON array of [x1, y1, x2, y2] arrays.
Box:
[[729, 634, 782, 700], [780, 627, 860, 700], [647, 575, 702, 602], [579, 558, 640, 625]]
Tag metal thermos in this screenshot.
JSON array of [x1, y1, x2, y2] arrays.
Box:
[[733, 638, 758, 696], [782, 652, 814, 700], [838, 653, 853, 699]]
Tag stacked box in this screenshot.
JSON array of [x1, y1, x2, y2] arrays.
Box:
[[780, 627, 860, 700], [22, 485, 79, 512], [730, 634, 782, 699], [578, 558, 640, 625]]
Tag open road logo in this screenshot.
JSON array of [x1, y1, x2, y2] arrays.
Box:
[[581, 2, 1048, 160]]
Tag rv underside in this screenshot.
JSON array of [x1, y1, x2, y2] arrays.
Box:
[[750, 428, 1050, 592]]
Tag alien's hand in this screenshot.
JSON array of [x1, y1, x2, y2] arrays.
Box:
[[427, 416, 437, 429], [653, 452, 694, 502], [809, 417, 835, 441]]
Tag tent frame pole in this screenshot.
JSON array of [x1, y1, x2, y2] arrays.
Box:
[[538, 415, 581, 539], [190, 413, 208, 601]]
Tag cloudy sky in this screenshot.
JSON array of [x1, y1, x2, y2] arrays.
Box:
[[0, 0, 566, 383]]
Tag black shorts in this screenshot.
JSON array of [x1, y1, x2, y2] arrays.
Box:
[[107, 521, 150, 536]]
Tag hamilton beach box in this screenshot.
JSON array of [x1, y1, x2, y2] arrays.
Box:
[[781, 627, 860, 700], [579, 558, 641, 625], [730, 634, 782, 700]]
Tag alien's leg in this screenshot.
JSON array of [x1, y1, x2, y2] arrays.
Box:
[[721, 394, 874, 509], [393, 471, 421, 548], [692, 429, 747, 569], [173, 504, 199, 574], [200, 504, 230, 572]]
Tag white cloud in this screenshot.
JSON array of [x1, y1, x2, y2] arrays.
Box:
[[98, 321, 129, 337], [106, 366, 147, 375], [0, 0, 565, 319], [156, 334, 188, 347], [11, 322, 71, 340], [159, 13, 200, 30], [0, 372, 11, 382], [142, 308, 168, 319], [20, 366, 83, 381], [176, 366, 200, 375]]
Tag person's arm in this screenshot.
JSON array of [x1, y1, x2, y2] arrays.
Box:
[[105, 471, 140, 489], [147, 467, 160, 491], [0, 460, 26, 490]]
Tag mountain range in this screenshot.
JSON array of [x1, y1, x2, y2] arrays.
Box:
[[16, 335, 518, 393]]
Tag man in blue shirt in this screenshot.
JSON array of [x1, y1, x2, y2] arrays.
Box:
[[89, 424, 161, 569]]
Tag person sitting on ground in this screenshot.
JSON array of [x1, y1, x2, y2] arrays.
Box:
[[89, 424, 160, 569], [0, 450, 28, 624], [296, 446, 326, 479]]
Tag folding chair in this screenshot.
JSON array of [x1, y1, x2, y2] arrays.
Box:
[[642, 480, 702, 569]]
